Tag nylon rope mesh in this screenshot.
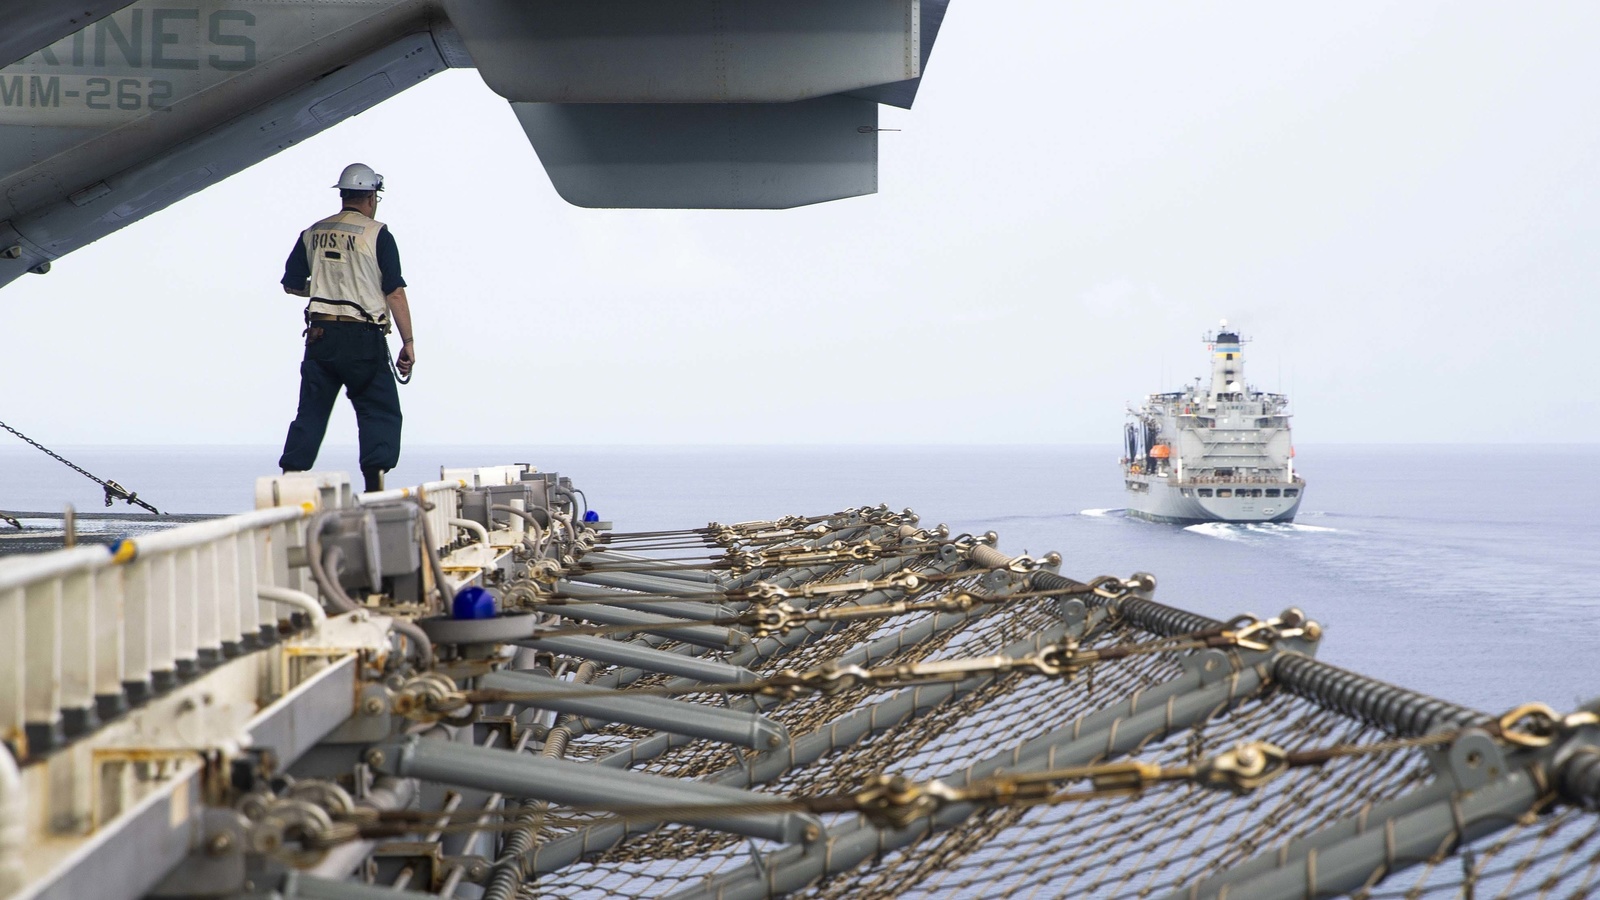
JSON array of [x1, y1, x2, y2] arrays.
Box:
[[469, 513, 1599, 899]]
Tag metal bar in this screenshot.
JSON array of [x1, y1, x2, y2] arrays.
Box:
[[477, 670, 788, 751], [17, 761, 204, 900], [0, 547, 111, 593], [546, 603, 747, 651], [118, 559, 151, 703], [172, 548, 198, 674], [90, 565, 124, 715], [516, 634, 758, 684], [580, 550, 721, 583], [22, 581, 61, 749], [57, 572, 93, 728], [0, 587, 22, 749], [368, 736, 821, 844], [193, 544, 220, 662], [147, 554, 177, 685], [1191, 770, 1545, 900], [214, 537, 241, 652], [248, 656, 359, 769], [119, 506, 307, 558], [1162, 777, 1458, 900], [234, 532, 261, 646], [553, 581, 735, 618], [356, 480, 463, 506], [565, 570, 729, 598]]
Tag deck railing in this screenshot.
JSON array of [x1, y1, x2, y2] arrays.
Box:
[[0, 476, 466, 761]]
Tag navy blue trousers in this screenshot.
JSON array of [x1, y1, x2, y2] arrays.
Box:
[[278, 321, 401, 474]]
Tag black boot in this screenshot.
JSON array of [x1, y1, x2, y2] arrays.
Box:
[[362, 468, 385, 493]]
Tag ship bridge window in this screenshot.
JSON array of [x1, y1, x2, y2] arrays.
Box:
[[1265, 488, 1281, 497], [1284, 488, 1299, 497], [1217, 489, 1233, 498], [1198, 489, 1213, 497]]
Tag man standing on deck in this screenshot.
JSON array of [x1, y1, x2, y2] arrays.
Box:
[[277, 163, 415, 493]]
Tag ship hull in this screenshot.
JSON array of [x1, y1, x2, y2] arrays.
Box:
[[1124, 475, 1303, 525]]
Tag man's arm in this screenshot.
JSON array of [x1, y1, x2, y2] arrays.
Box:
[[387, 286, 414, 377], [375, 226, 412, 376], [282, 233, 311, 296]]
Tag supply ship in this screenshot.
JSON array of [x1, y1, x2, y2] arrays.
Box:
[[1123, 321, 1304, 524]]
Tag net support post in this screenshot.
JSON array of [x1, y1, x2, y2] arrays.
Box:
[[517, 634, 758, 685], [366, 735, 822, 845], [476, 669, 788, 752]]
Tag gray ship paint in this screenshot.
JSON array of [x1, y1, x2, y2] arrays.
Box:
[[1123, 320, 1305, 525]]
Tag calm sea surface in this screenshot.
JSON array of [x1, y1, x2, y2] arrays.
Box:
[[1, 443, 1594, 714]]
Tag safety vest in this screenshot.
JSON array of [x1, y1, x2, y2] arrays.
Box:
[[303, 209, 390, 324]]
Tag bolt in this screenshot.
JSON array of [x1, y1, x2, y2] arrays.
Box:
[[803, 823, 821, 842], [470, 861, 489, 880], [207, 832, 235, 856], [363, 697, 386, 716], [366, 749, 386, 768]]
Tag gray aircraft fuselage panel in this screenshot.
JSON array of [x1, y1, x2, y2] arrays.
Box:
[[0, 0, 138, 70], [0, 1, 948, 290]]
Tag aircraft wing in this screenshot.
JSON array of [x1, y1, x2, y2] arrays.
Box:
[[0, 0, 951, 291]]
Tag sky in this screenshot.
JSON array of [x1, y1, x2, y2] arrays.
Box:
[[2, 1, 1598, 447]]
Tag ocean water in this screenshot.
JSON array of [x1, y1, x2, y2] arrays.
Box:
[[0, 443, 1594, 716]]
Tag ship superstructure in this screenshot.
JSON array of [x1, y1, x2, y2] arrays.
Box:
[[1123, 321, 1305, 524]]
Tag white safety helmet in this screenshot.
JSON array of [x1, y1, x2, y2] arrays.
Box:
[[333, 163, 384, 192]]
